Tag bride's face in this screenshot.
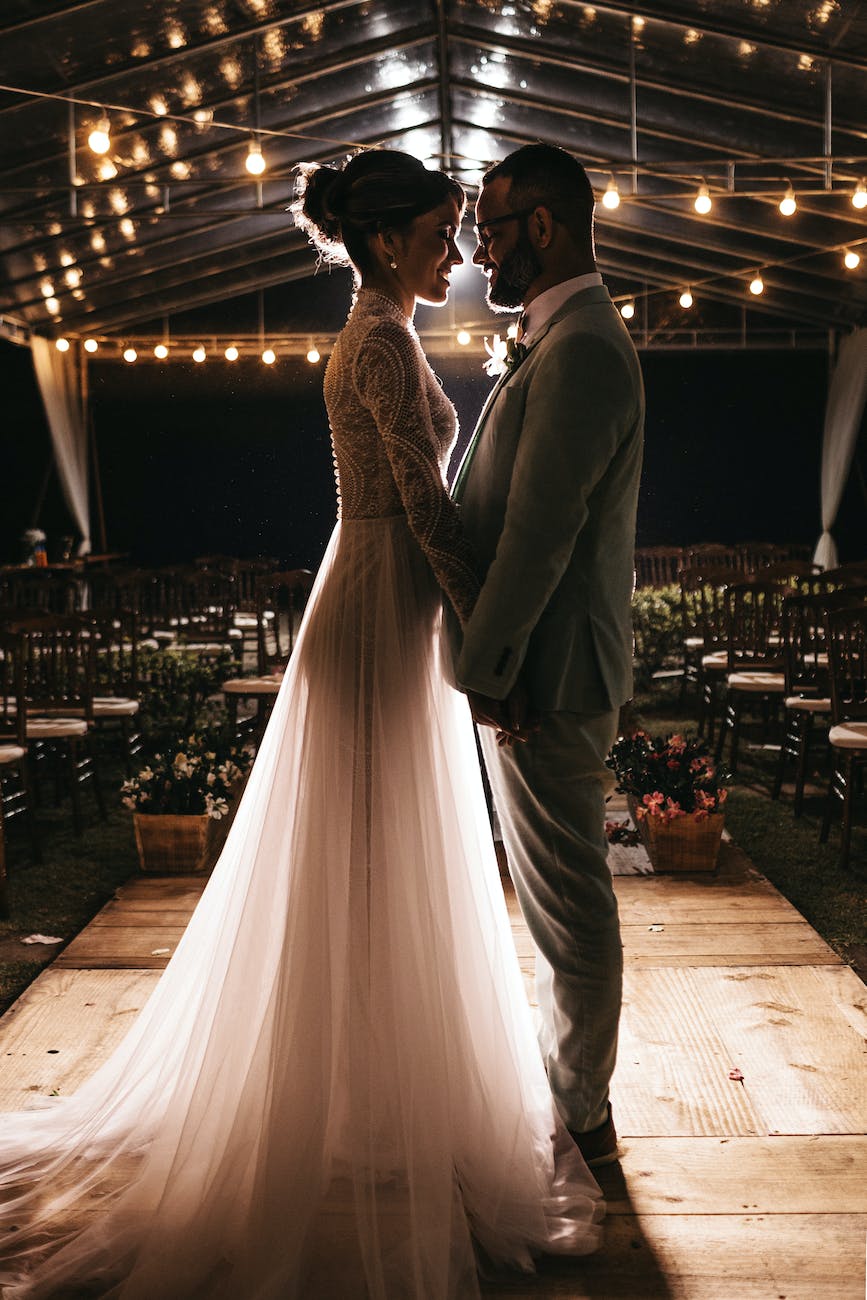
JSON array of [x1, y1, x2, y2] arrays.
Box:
[[395, 198, 464, 305]]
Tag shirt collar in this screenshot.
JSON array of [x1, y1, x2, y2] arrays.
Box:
[[520, 272, 604, 345]]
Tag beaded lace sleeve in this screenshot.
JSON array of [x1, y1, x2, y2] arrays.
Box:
[[354, 318, 480, 625]]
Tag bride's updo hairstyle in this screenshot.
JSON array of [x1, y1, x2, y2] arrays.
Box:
[[294, 149, 464, 275]]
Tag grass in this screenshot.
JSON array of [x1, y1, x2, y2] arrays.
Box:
[[636, 682, 867, 979], [0, 761, 139, 1014]]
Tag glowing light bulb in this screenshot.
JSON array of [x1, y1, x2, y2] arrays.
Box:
[[262, 348, 276, 365], [154, 343, 169, 359], [305, 347, 320, 363], [55, 337, 70, 352], [123, 347, 137, 363], [83, 338, 98, 353], [456, 330, 471, 346], [192, 345, 206, 363], [779, 187, 797, 216], [843, 249, 861, 270], [679, 289, 693, 309], [224, 345, 239, 361], [245, 140, 266, 176], [620, 301, 635, 319], [749, 272, 764, 295], [694, 183, 712, 215], [852, 180, 867, 210], [602, 177, 620, 210], [87, 119, 111, 154]]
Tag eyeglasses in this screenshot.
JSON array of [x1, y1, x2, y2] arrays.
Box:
[[473, 206, 539, 252]]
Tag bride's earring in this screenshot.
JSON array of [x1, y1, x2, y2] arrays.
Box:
[[389, 257, 398, 270]]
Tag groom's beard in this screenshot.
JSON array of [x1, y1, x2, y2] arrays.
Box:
[[486, 226, 543, 309]]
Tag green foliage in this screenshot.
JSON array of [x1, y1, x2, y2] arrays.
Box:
[[136, 646, 236, 750], [631, 584, 688, 690]]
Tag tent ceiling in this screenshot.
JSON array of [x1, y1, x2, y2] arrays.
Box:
[[1, 0, 865, 348]]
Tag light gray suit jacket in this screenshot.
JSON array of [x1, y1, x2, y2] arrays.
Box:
[[447, 284, 644, 714]]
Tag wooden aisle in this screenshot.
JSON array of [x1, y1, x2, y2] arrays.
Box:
[[0, 816, 865, 1299]]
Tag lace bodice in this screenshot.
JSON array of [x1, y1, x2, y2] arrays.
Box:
[[323, 288, 479, 624]]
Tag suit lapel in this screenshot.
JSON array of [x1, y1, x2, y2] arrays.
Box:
[[451, 286, 612, 503]]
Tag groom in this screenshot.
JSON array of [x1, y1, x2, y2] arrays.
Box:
[[449, 144, 644, 1165]]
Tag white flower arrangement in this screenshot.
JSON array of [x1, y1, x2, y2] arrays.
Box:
[[483, 333, 528, 378], [121, 735, 252, 820]]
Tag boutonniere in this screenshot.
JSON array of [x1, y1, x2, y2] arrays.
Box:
[[483, 333, 528, 378]]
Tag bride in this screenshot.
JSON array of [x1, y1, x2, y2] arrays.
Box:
[[0, 149, 602, 1299]]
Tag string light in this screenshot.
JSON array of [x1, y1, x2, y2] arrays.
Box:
[[87, 118, 111, 155], [262, 347, 276, 364], [694, 182, 712, 215], [123, 347, 137, 363], [245, 139, 266, 176], [620, 301, 635, 319], [224, 345, 239, 361], [83, 338, 98, 353], [843, 249, 861, 269], [154, 343, 169, 358], [779, 185, 797, 216], [853, 180, 867, 210], [55, 337, 70, 352], [749, 271, 765, 295], [456, 330, 471, 346], [192, 345, 206, 362], [601, 176, 621, 210], [679, 288, 693, 308]]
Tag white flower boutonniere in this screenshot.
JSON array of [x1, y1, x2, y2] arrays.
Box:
[[483, 333, 528, 378]]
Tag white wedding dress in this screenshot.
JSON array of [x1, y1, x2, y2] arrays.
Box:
[[0, 289, 602, 1299]]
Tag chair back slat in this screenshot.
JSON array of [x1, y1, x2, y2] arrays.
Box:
[[255, 570, 314, 673], [826, 605, 867, 724]]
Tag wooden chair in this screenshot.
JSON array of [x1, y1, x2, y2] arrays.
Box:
[[0, 635, 41, 917], [687, 567, 737, 740], [820, 604, 867, 870], [714, 581, 788, 772], [255, 569, 314, 673], [220, 570, 314, 748], [772, 592, 837, 815], [82, 609, 144, 775], [9, 615, 106, 834], [634, 546, 683, 589]]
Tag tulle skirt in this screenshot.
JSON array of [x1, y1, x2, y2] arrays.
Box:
[[0, 515, 602, 1299]]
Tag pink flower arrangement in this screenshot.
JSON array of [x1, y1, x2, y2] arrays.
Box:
[[607, 731, 728, 824]]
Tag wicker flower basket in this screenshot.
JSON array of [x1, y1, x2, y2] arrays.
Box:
[[627, 797, 724, 873], [133, 812, 210, 875]]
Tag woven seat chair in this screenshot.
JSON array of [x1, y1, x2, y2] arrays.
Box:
[[714, 581, 789, 772], [220, 570, 314, 748], [0, 647, 41, 918], [772, 591, 842, 815], [6, 615, 106, 835], [685, 566, 737, 740], [820, 604, 867, 870]]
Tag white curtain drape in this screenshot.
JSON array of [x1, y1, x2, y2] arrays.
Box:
[[31, 335, 91, 556], [814, 328, 867, 570]]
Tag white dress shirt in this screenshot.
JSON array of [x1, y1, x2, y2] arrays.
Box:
[[520, 271, 603, 345]]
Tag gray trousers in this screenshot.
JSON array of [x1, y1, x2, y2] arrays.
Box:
[[480, 709, 622, 1134]]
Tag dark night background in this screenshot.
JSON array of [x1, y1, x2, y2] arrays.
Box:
[[2, 298, 865, 571]]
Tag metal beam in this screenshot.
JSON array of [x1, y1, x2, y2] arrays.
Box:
[[433, 0, 453, 171], [556, 0, 867, 74], [0, 0, 371, 111], [447, 24, 867, 144]]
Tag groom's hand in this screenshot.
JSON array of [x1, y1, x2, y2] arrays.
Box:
[[467, 680, 539, 745], [467, 690, 507, 732]]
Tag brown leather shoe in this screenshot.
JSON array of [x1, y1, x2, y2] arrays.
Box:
[[568, 1104, 619, 1168]]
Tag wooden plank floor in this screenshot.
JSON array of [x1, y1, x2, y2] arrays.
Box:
[[1, 830, 865, 1298]]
